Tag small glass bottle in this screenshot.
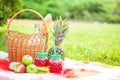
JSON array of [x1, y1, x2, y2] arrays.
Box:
[[34, 23, 40, 33], [34, 52, 48, 67], [48, 54, 63, 74]]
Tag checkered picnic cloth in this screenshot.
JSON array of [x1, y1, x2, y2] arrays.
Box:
[[0, 51, 120, 80], [0, 58, 120, 80]]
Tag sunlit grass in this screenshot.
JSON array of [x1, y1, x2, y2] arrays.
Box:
[[62, 22, 120, 66]]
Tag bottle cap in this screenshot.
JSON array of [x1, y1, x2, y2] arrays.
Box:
[[36, 52, 48, 57], [50, 54, 61, 59]]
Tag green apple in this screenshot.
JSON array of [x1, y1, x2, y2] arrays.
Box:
[[37, 67, 49, 74], [26, 64, 38, 73], [22, 55, 33, 65]]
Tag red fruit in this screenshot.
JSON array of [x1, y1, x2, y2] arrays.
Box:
[[15, 63, 26, 73], [9, 62, 26, 73]]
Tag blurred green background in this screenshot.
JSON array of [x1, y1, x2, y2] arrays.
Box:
[[0, 0, 120, 25], [0, 0, 120, 66], [18, 0, 120, 23]]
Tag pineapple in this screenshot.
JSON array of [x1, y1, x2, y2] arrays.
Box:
[[48, 17, 69, 60]]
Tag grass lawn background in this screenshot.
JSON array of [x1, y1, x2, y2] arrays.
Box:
[[0, 19, 120, 66]]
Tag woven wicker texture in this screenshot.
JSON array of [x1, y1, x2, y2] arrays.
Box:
[[6, 9, 50, 62]]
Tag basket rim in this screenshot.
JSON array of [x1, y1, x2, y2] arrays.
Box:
[[6, 9, 47, 33]]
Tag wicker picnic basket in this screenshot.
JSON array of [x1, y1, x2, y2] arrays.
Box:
[[6, 9, 48, 62]]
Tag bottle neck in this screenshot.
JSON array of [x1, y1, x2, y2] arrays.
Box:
[[34, 23, 40, 33]]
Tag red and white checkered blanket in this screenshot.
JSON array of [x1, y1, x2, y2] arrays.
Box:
[[0, 58, 120, 80]]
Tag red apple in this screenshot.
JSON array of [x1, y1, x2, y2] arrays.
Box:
[[9, 62, 26, 73]]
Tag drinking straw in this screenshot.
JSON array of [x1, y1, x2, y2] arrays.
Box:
[[42, 37, 46, 52], [53, 40, 57, 54]]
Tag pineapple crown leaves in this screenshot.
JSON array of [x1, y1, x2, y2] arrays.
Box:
[[53, 16, 69, 46]]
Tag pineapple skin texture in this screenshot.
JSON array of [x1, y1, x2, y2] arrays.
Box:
[[48, 46, 65, 60]]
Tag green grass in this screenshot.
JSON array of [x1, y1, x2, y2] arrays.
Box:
[[0, 26, 6, 51], [0, 21, 120, 66], [63, 22, 120, 66]]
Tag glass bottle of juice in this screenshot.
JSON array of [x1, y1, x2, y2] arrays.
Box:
[[34, 52, 48, 67], [49, 54, 63, 74]]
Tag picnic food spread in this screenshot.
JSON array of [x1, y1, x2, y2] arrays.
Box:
[[0, 9, 68, 75], [0, 56, 120, 80]]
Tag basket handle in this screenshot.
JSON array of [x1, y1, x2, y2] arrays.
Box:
[[6, 9, 47, 32]]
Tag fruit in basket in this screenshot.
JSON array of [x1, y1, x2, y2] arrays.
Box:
[[9, 62, 26, 73], [26, 64, 38, 73], [22, 55, 33, 65], [37, 67, 49, 73], [48, 17, 69, 60]]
